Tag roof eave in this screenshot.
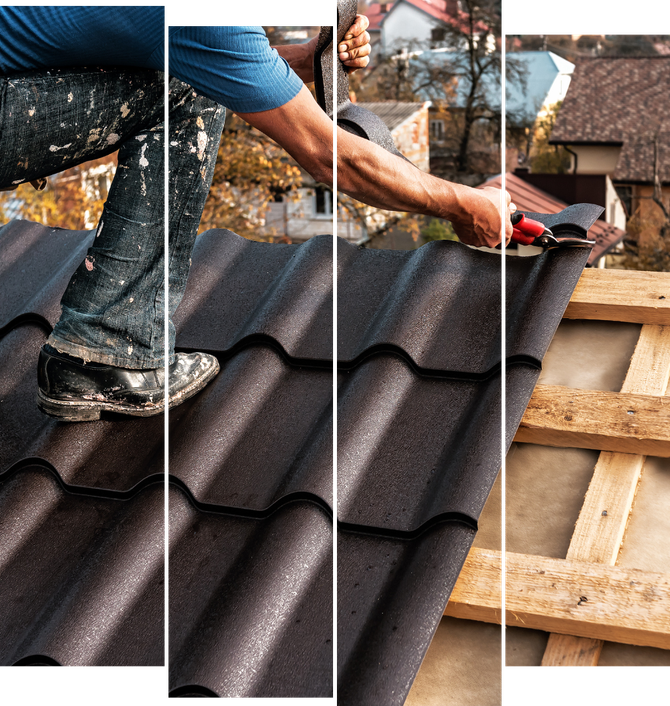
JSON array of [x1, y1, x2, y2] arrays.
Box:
[[549, 140, 624, 147]]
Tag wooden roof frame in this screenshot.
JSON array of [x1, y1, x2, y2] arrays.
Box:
[[443, 267, 670, 663]]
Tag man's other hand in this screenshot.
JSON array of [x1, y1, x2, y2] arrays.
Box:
[[338, 15, 371, 71]]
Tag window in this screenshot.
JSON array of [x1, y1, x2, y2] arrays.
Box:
[[313, 185, 332, 218], [431, 27, 446, 44], [380, 3, 388, 12], [430, 119, 444, 142], [614, 185, 633, 218]]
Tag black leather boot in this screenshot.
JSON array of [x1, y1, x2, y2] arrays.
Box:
[[37, 344, 219, 421]]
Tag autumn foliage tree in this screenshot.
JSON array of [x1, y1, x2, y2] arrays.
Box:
[[198, 113, 304, 241], [0, 155, 116, 230]]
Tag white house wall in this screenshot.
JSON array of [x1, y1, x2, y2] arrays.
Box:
[[382, 3, 441, 52], [605, 176, 627, 231], [261, 187, 334, 242]]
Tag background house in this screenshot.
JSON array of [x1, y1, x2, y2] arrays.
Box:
[[549, 56, 670, 250], [365, 0, 467, 54], [421, 50, 574, 179]]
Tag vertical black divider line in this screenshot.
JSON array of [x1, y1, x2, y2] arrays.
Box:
[[163, 5, 170, 694], [332, 10, 339, 702], [501, 20, 508, 694]]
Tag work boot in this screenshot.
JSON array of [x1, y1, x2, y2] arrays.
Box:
[[36, 344, 219, 422]]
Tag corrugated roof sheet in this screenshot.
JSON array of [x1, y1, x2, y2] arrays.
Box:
[[0, 214, 600, 706]]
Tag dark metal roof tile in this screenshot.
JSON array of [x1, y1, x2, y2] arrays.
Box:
[[175, 227, 588, 381], [0, 466, 475, 706], [1, 201, 596, 696], [0, 220, 92, 332], [0, 330, 539, 532]]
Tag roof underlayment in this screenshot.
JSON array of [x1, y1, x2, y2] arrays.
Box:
[[0, 206, 600, 698]]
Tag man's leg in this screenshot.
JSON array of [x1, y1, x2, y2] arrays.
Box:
[[1, 68, 223, 419]]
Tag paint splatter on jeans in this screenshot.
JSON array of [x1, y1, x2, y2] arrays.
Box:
[[0, 68, 225, 368]]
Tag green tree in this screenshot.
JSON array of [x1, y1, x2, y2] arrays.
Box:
[[528, 102, 571, 174], [421, 217, 457, 243]]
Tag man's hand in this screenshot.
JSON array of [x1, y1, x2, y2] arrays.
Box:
[[448, 185, 513, 248], [338, 15, 371, 72], [274, 16, 371, 84]]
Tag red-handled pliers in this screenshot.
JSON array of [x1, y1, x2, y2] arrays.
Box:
[[511, 213, 595, 249]]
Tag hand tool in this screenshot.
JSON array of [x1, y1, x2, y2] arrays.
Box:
[[511, 212, 596, 249]]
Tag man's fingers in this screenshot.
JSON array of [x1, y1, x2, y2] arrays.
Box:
[[339, 15, 372, 73], [339, 45, 370, 68], [338, 30, 371, 54], [503, 191, 513, 244], [337, 32, 371, 61], [343, 13, 369, 41]]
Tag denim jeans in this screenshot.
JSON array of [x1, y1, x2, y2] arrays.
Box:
[[0, 68, 225, 368]]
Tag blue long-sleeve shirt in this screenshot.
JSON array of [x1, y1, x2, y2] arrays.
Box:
[[0, 7, 302, 112]]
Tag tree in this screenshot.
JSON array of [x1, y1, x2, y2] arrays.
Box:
[[0, 155, 115, 230], [354, 0, 519, 183], [620, 125, 670, 272], [199, 113, 304, 241], [527, 102, 571, 174]]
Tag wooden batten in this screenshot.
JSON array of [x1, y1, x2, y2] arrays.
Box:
[[565, 270, 670, 324], [515, 385, 670, 457], [444, 548, 670, 651]]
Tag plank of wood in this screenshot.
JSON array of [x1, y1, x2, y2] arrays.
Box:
[[540, 323, 670, 665], [541, 634, 603, 666], [565, 270, 670, 324], [514, 386, 670, 457], [620, 325, 670, 395], [565, 452, 644, 565], [445, 549, 670, 650]]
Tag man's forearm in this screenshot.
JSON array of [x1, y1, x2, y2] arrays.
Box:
[[338, 127, 510, 247], [236, 86, 510, 247], [338, 128, 460, 217]]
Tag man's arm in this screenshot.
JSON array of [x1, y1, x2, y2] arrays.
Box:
[[235, 85, 512, 248]]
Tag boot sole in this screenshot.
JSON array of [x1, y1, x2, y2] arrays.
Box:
[[37, 357, 220, 422]]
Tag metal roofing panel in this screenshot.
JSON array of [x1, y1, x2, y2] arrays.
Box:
[[0, 466, 475, 706], [0, 327, 539, 533], [0, 220, 93, 332], [176, 231, 586, 382], [0, 213, 600, 706]]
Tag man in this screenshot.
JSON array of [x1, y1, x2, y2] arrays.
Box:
[[1, 9, 510, 422]]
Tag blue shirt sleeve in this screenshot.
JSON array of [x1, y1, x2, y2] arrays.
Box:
[[169, 27, 303, 113]]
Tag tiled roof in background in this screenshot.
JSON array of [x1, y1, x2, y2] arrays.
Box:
[[0, 222, 600, 706], [549, 57, 670, 183], [356, 102, 429, 132]]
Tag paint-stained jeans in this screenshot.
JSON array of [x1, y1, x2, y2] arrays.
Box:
[[0, 68, 225, 368]]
